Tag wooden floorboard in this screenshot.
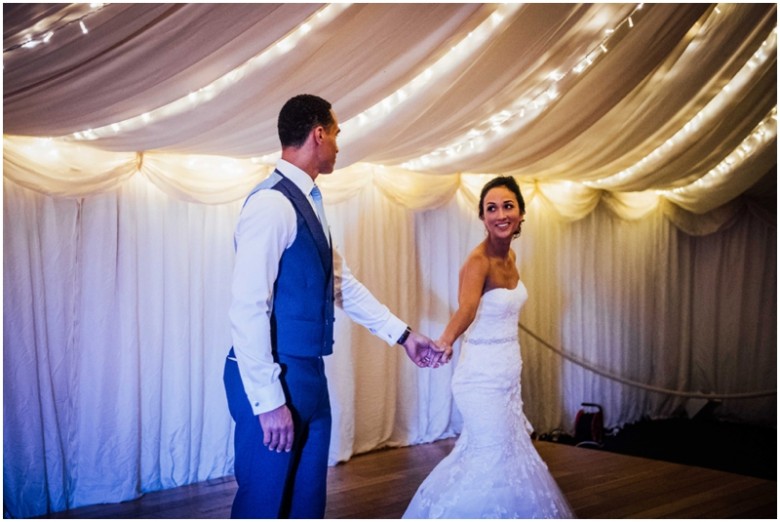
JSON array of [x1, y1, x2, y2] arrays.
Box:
[[41, 438, 776, 519]]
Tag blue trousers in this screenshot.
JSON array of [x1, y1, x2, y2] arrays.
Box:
[[224, 351, 332, 518]]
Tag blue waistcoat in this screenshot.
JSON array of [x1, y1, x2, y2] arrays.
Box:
[[247, 172, 335, 358]]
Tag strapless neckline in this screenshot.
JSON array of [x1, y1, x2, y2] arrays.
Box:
[[482, 284, 519, 297]]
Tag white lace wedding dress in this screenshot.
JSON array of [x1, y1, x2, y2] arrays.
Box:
[[404, 283, 575, 519]]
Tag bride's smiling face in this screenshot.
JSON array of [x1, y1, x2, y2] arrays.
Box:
[[481, 187, 524, 239]]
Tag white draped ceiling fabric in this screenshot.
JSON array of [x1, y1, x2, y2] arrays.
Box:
[[3, 3, 777, 518]]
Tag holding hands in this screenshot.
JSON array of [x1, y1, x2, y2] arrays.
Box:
[[401, 330, 453, 368], [258, 330, 454, 454]]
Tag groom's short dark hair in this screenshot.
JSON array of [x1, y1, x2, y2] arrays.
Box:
[[278, 94, 334, 149]]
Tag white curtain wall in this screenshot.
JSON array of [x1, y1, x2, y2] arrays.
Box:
[[2, 2, 776, 518], [4, 168, 776, 517]]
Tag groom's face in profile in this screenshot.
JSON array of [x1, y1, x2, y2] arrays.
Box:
[[316, 110, 340, 174]]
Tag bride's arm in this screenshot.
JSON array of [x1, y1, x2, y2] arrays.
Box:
[[438, 252, 489, 347]]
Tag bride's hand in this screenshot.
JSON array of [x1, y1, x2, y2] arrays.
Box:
[[434, 339, 453, 364]]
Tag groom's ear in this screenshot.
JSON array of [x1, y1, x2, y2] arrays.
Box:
[[312, 125, 326, 144]]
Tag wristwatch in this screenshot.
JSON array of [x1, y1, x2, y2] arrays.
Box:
[[396, 326, 412, 345]]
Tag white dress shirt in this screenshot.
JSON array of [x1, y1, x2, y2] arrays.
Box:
[[230, 159, 408, 415]]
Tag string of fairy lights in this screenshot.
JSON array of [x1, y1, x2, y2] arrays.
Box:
[[4, 3, 776, 199], [338, 3, 522, 140], [249, 3, 524, 167], [655, 106, 777, 198], [399, 3, 648, 171], [586, 26, 778, 191], [3, 3, 108, 54], [66, 3, 350, 141]]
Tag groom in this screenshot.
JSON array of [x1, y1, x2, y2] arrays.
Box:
[[224, 94, 446, 518]]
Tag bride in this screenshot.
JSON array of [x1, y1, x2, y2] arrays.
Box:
[[404, 176, 575, 519]]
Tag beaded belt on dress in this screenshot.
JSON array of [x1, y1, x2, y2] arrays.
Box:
[[462, 335, 517, 345]]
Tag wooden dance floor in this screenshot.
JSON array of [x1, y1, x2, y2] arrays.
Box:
[[45, 438, 775, 519]]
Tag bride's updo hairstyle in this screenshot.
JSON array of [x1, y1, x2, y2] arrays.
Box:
[[478, 176, 525, 237]]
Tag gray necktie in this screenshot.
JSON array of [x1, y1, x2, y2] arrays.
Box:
[[310, 184, 330, 241]]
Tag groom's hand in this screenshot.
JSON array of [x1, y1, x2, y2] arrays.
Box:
[[402, 331, 449, 368], [258, 404, 294, 453]]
